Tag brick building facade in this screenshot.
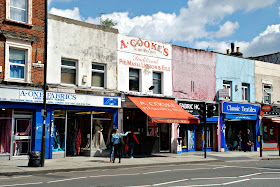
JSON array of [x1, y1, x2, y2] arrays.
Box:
[[0, 0, 45, 85]]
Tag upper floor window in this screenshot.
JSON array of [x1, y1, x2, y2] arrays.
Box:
[[9, 48, 26, 79], [92, 63, 105, 88], [223, 80, 231, 100], [153, 72, 162, 94], [10, 0, 27, 23], [242, 83, 250, 101], [5, 39, 32, 83], [129, 68, 139, 92], [263, 85, 272, 104], [61, 59, 77, 85]]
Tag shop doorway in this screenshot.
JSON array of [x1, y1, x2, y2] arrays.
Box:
[[195, 126, 202, 151], [263, 122, 278, 143], [159, 123, 170, 152], [13, 115, 32, 157]]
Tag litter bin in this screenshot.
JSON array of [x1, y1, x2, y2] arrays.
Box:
[[28, 151, 41, 167]]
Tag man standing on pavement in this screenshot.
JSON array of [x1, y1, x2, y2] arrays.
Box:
[[111, 129, 130, 163]]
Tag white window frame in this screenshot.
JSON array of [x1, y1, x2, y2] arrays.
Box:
[[91, 63, 106, 89], [152, 71, 162, 95], [223, 81, 231, 100], [5, 39, 32, 83], [61, 58, 77, 86], [6, 0, 32, 24], [263, 84, 272, 104], [242, 83, 250, 102]]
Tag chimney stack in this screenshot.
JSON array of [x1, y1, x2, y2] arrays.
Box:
[[226, 49, 229, 54], [236, 47, 239, 53], [231, 43, 235, 53]]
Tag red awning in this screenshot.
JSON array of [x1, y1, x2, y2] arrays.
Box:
[[128, 96, 199, 124]]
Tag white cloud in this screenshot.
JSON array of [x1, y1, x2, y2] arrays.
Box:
[[216, 21, 239, 38], [49, 7, 83, 21], [195, 24, 280, 57]]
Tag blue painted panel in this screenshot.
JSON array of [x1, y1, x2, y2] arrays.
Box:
[[113, 110, 118, 129], [225, 114, 258, 120], [104, 98, 118, 106], [222, 102, 260, 115], [220, 115, 226, 149]]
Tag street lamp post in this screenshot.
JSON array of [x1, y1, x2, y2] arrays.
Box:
[[41, 0, 48, 167]]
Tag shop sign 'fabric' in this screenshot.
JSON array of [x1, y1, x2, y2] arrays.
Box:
[[128, 96, 199, 124]]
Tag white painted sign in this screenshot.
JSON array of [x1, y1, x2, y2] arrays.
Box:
[[0, 87, 121, 108]]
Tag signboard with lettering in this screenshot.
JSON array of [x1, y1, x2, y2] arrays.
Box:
[[222, 102, 260, 115], [177, 101, 219, 116], [0, 87, 121, 108], [218, 89, 230, 98]]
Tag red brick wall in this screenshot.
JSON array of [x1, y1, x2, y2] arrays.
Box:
[[0, 0, 45, 84]]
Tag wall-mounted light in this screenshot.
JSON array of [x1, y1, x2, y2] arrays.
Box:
[[149, 86, 155, 90]]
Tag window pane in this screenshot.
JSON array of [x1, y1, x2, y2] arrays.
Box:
[[153, 72, 161, 79], [11, 0, 27, 9], [92, 64, 104, 71], [10, 65, 24, 78], [61, 68, 76, 84], [92, 72, 104, 87], [129, 69, 139, 77], [9, 48, 25, 64], [62, 59, 76, 67], [129, 78, 139, 91]]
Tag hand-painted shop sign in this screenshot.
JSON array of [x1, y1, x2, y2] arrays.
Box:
[[178, 101, 219, 116], [118, 35, 172, 59], [0, 87, 121, 108], [261, 105, 272, 112], [225, 114, 258, 120], [222, 102, 260, 115]]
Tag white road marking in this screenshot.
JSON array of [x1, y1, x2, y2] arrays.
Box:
[[176, 184, 222, 187], [89, 173, 141, 178], [262, 172, 280, 174], [0, 182, 43, 187], [12, 175, 32, 179], [252, 178, 280, 180], [239, 173, 262, 178], [152, 178, 189, 186], [191, 177, 237, 180], [222, 178, 250, 185], [143, 170, 171, 174], [47, 176, 87, 183]]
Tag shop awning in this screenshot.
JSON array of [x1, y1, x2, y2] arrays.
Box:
[[128, 96, 199, 124]]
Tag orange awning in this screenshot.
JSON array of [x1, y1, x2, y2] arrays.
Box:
[[128, 96, 199, 124]]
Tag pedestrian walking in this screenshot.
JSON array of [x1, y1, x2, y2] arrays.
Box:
[[126, 130, 139, 158], [237, 130, 242, 151], [111, 129, 130, 163], [109, 129, 114, 162]]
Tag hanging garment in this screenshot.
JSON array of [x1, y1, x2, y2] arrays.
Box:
[[92, 125, 107, 150]]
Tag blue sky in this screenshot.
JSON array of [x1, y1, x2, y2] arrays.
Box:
[[48, 0, 280, 57]]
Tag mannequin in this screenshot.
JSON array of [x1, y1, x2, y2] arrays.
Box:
[[92, 122, 106, 150]]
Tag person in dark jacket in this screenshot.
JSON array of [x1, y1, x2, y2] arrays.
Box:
[[126, 130, 139, 159]]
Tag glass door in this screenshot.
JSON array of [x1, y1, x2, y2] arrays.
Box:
[[13, 117, 32, 156]]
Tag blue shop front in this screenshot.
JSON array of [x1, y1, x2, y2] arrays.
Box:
[[0, 87, 121, 160], [220, 102, 260, 152], [177, 100, 219, 152]]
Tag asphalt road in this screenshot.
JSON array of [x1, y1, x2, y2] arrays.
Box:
[[1, 160, 280, 187]]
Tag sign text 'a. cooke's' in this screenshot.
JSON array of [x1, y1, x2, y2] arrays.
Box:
[[120, 38, 169, 57]]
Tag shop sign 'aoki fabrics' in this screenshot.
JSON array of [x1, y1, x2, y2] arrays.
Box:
[[128, 96, 199, 124]]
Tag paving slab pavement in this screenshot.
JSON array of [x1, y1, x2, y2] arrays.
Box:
[[0, 150, 279, 176]]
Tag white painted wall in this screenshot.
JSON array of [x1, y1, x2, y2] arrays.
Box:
[[117, 34, 173, 96], [48, 14, 118, 90], [255, 60, 280, 104]]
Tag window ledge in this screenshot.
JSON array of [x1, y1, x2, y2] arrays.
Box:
[[3, 19, 33, 28]]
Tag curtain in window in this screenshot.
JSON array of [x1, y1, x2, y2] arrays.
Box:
[[9, 48, 25, 79], [0, 110, 12, 154], [10, 0, 27, 22]]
